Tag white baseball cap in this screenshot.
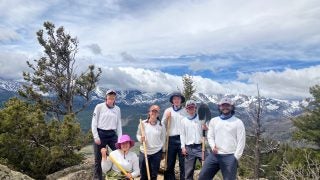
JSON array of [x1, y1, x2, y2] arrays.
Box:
[[218, 97, 234, 105], [106, 89, 116, 96]]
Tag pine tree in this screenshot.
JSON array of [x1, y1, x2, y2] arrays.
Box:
[[0, 21, 100, 178], [293, 84, 320, 147], [0, 98, 84, 179], [19, 21, 102, 118], [182, 74, 196, 101]]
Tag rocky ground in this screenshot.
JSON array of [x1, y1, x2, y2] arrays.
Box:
[[46, 144, 205, 180], [0, 164, 34, 180], [0, 144, 222, 180]]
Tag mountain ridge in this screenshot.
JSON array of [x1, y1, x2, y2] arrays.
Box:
[[0, 78, 310, 141]]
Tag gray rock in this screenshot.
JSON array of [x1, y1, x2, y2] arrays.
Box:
[[57, 170, 93, 180], [46, 163, 93, 180], [0, 164, 34, 180]]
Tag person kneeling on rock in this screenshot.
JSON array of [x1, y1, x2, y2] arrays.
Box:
[[101, 134, 140, 180]]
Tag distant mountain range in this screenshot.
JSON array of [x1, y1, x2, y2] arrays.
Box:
[[0, 78, 311, 141]]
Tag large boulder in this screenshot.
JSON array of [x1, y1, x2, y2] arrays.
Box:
[[56, 170, 93, 180], [46, 158, 94, 180], [0, 164, 33, 180]]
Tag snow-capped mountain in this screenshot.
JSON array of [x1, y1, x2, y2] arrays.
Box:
[[0, 79, 23, 92], [93, 86, 308, 118], [0, 80, 311, 141], [91, 86, 310, 141]]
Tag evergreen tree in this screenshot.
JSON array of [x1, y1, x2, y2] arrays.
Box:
[[277, 147, 320, 179], [182, 74, 196, 101], [19, 21, 102, 118], [0, 98, 84, 179], [293, 84, 320, 147]]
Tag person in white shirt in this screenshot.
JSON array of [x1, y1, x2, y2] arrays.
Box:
[[181, 100, 207, 180], [92, 89, 122, 180], [137, 105, 166, 180], [199, 97, 246, 180], [101, 134, 139, 179], [162, 92, 186, 180]]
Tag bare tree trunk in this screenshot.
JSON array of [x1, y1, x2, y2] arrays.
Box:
[[254, 84, 262, 179]]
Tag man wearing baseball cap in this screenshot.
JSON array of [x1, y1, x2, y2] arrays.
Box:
[[199, 97, 246, 180], [180, 100, 207, 180], [92, 89, 122, 180]]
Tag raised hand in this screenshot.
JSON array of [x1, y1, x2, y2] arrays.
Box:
[[101, 148, 108, 159]]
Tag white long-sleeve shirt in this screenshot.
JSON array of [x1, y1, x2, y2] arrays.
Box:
[[136, 119, 166, 155], [91, 103, 122, 141], [208, 116, 246, 160], [180, 115, 204, 148], [161, 107, 186, 136], [101, 150, 140, 178]]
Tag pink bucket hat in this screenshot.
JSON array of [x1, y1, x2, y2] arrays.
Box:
[[115, 134, 135, 149]]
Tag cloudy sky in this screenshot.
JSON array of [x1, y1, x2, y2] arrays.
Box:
[[1, 0, 320, 100]]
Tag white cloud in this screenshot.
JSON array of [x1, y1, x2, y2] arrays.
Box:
[[0, 0, 319, 56], [120, 52, 137, 62], [82, 0, 320, 60], [238, 65, 320, 98], [1, 0, 320, 69], [96, 66, 320, 99], [98, 67, 182, 93], [85, 44, 102, 55], [1, 0, 319, 100], [189, 59, 235, 73], [0, 27, 20, 42], [0, 0, 49, 24], [0, 50, 318, 99], [0, 52, 29, 80]]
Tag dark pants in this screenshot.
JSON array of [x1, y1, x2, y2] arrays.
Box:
[[93, 129, 118, 180], [164, 135, 185, 180], [139, 150, 162, 180], [198, 153, 238, 180], [184, 144, 205, 180]]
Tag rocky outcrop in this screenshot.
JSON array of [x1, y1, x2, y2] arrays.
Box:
[[46, 161, 93, 180], [46, 146, 202, 180], [0, 164, 33, 180], [55, 169, 93, 180], [159, 159, 202, 180]]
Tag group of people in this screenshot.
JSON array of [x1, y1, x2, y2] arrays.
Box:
[[91, 90, 246, 180]]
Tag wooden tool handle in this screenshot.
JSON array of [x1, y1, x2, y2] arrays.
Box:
[[108, 155, 133, 180], [164, 116, 171, 170], [140, 119, 151, 180]]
